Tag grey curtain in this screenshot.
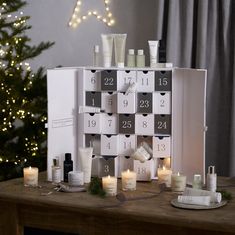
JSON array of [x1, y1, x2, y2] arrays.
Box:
[[156, 0, 235, 176]]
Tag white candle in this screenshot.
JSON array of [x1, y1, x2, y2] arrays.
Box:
[[121, 169, 136, 191], [171, 172, 186, 192], [23, 166, 38, 187], [102, 175, 117, 196], [157, 166, 172, 187]]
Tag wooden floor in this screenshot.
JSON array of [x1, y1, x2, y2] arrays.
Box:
[[0, 172, 235, 235]]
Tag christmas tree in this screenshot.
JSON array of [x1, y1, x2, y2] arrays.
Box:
[[0, 0, 54, 180]]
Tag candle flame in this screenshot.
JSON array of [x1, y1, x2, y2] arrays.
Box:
[[177, 172, 180, 176], [163, 166, 166, 170], [127, 169, 130, 173], [29, 166, 31, 170], [108, 175, 110, 178]]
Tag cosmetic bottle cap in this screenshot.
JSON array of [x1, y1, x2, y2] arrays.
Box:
[[94, 45, 99, 53], [138, 49, 144, 55], [128, 49, 135, 55], [53, 158, 57, 166], [65, 153, 72, 161], [208, 165, 215, 174]]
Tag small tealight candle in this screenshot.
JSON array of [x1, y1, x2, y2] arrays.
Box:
[[23, 166, 39, 187], [121, 169, 137, 191], [157, 166, 172, 187], [102, 175, 117, 196], [171, 172, 186, 192]]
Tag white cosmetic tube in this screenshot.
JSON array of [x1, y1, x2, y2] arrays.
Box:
[[183, 187, 222, 203], [113, 34, 127, 68], [101, 34, 114, 68], [178, 196, 211, 206], [148, 40, 159, 67], [78, 147, 93, 183]]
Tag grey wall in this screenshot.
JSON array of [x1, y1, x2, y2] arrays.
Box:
[[24, 0, 158, 70]]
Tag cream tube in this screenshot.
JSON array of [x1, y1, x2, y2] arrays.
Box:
[[101, 34, 114, 68], [178, 195, 211, 206], [148, 40, 159, 67], [183, 187, 222, 203], [78, 147, 93, 183], [113, 34, 127, 68]]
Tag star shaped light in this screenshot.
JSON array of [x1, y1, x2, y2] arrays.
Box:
[[69, 0, 115, 28]]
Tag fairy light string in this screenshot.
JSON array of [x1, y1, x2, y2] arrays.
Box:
[[0, 2, 47, 164], [69, 0, 115, 28]]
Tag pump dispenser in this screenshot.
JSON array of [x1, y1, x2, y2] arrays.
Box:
[[63, 153, 73, 182], [207, 166, 217, 192]]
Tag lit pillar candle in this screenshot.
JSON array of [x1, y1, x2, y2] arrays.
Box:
[[171, 172, 186, 192], [23, 166, 38, 187], [121, 169, 136, 191], [102, 175, 117, 196], [157, 166, 172, 187]]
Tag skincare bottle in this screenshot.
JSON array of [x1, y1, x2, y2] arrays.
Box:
[[52, 157, 62, 184], [136, 49, 145, 68], [207, 165, 217, 192], [63, 153, 73, 182], [127, 49, 135, 67], [192, 174, 202, 189], [93, 45, 100, 67]]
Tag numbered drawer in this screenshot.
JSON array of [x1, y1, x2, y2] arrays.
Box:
[[134, 159, 155, 181], [136, 71, 155, 92], [118, 156, 134, 178], [153, 92, 171, 114], [101, 70, 117, 91], [119, 114, 135, 134], [155, 70, 172, 91], [83, 113, 101, 133], [117, 70, 137, 92], [85, 134, 101, 155], [101, 92, 117, 113], [118, 134, 136, 156], [154, 115, 171, 135], [85, 91, 101, 108], [117, 92, 136, 114], [152, 136, 171, 158], [84, 69, 101, 91], [137, 93, 153, 113], [99, 156, 118, 177], [135, 114, 154, 135], [137, 136, 153, 149], [100, 135, 119, 156], [101, 113, 118, 134]]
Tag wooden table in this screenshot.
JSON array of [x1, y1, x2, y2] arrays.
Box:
[[0, 172, 235, 235]]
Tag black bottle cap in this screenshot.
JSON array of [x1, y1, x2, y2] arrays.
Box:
[[65, 153, 72, 161]]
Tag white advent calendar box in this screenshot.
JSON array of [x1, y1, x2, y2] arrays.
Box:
[[135, 114, 154, 135], [117, 92, 136, 114], [134, 159, 155, 181], [47, 67, 207, 184], [118, 134, 136, 156]]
